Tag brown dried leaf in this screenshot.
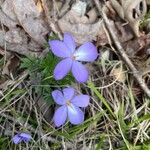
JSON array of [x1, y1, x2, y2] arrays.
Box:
[[110, 67, 126, 83], [5, 28, 26, 44], [58, 1, 104, 44], [146, 0, 150, 5], [110, 0, 124, 19], [123, 33, 150, 57], [59, 19, 104, 44], [110, 0, 147, 36], [0, 9, 17, 28], [114, 22, 134, 42], [87, 8, 98, 24], [13, 0, 49, 45], [0, 79, 9, 91], [2, 55, 20, 76], [58, 0, 70, 18], [1, 0, 18, 23], [0, 0, 5, 5], [41, 0, 52, 25], [97, 19, 134, 46], [0, 28, 43, 56], [124, 0, 147, 36], [35, 0, 43, 13], [59, 1, 135, 46], [0, 47, 11, 59]]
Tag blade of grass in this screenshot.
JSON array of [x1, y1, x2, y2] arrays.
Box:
[[88, 82, 115, 118]]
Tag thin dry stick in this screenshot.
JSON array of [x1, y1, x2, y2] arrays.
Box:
[[94, 0, 150, 97]]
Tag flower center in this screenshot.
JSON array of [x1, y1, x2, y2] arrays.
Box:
[[71, 55, 76, 60], [66, 100, 71, 106], [71, 53, 79, 60], [66, 100, 76, 113]]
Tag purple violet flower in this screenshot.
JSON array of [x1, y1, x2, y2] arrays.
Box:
[[52, 87, 90, 127], [12, 132, 31, 144], [49, 33, 98, 83]]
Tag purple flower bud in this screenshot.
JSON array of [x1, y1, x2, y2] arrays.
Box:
[[12, 132, 31, 144]]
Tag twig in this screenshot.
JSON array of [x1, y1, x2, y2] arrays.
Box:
[[94, 0, 150, 97]]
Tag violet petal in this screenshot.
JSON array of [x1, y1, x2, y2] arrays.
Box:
[[49, 40, 71, 58], [54, 106, 67, 127], [19, 133, 31, 140], [12, 134, 21, 144], [71, 61, 88, 83], [63, 87, 75, 100], [74, 42, 98, 62], [71, 95, 90, 107], [54, 58, 72, 80], [64, 33, 76, 54], [23, 138, 31, 143], [67, 104, 84, 125], [52, 90, 66, 105]]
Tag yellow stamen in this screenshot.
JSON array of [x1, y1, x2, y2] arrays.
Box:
[[66, 100, 75, 109], [66, 100, 71, 106]]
